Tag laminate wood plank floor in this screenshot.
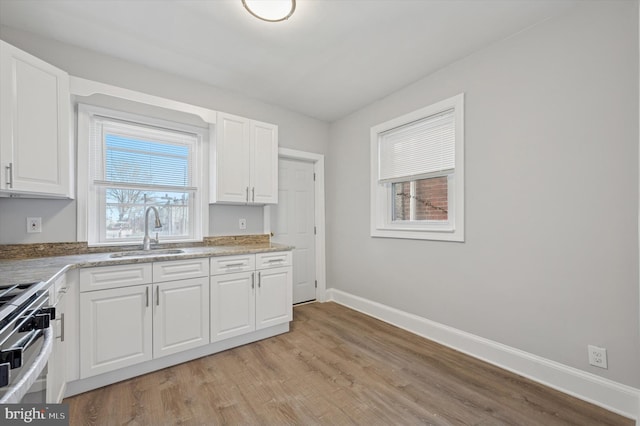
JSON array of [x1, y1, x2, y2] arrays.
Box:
[[65, 302, 633, 426]]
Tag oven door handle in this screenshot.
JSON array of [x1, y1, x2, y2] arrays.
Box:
[[13, 329, 42, 355], [0, 329, 42, 370], [0, 327, 52, 403]]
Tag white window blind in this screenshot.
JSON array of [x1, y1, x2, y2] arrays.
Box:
[[378, 108, 455, 183], [90, 117, 197, 191]]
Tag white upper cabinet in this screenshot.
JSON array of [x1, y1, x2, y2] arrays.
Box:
[[250, 120, 278, 204], [211, 112, 278, 204], [0, 40, 72, 198]]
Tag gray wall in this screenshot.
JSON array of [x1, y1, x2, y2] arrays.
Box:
[[1, 1, 638, 389], [0, 26, 329, 244], [326, 2, 640, 387]]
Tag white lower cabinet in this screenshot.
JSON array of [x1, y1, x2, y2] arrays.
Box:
[[210, 252, 292, 342], [153, 277, 209, 358], [210, 271, 256, 341], [79, 261, 210, 379], [77, 252, 291, 384], [256, 266, 292, 330], [80, 284, 152, 378], [47, 275, 68, 403]]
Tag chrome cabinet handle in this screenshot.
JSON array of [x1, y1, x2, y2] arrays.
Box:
[[5, 163, 12, 188], [251, 272, 255, 289], [258, 271, 261, 288], [60, 313, 65, 342], [246, 187, 249, 203], [252, 187, 255, 202], [156, 286, 160, 306], [145, 287, 149, 307], [225, 262, 245, 268]]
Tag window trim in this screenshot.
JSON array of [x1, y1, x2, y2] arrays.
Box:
[[77, 103, 207, 246], [370, 93, 464, 242]]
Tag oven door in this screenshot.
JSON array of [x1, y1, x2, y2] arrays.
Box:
[[0, 283, 54, 404], [0, 327, 52, 403]]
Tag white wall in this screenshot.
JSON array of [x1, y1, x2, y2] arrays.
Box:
[[327, 1, 640, 388], [0, 26, 329, 244]]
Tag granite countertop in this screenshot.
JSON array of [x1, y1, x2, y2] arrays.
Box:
[[0, 243, 293, 287]]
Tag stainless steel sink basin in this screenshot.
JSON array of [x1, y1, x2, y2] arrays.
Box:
[[109, 249, 185, 258]]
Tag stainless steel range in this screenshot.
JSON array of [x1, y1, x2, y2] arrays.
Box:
[[0, 281, 54, 403]]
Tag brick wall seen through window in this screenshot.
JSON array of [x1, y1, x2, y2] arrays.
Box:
[[393, 176, 448, 221]]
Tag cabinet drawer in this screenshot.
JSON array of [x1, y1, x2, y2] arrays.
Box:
[[210, 254, 255, 275], [80, 264, 152, 292], [153, 258, 209, 282], [256, 251, 292, 269]]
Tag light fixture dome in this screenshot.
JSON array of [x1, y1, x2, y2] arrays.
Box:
[[242, 0, 296, 22]]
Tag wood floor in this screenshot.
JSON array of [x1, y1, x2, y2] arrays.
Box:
[[65, 302, 633, 425]]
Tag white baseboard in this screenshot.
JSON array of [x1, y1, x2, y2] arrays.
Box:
[[326, 288, 640, 422]]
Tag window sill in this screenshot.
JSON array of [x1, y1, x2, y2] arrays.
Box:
[[371, 228, 464, 242], [88, 238, 202, 248]]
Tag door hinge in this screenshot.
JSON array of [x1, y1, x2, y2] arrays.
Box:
[[315, 280, 317, 289]]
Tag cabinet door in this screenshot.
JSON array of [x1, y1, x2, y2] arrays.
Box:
[[210, 271, 255, 342], [47, 282, 66, 403], [153, 278, 210, 358], [0, 40, 71, 197], [255, 266, 292, 330], [250, 120, 278, 204], [80, 285, 152, 378], [212, 112, 250, 203]]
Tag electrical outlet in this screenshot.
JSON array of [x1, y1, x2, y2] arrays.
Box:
[[26, 217, 42, 233], [588, 345, 608, 369], [239, 218, 247, 230]]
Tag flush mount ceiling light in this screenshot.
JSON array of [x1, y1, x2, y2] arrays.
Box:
[[242, 0, 296, 22]]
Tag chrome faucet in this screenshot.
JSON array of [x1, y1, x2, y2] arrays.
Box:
[[143, 206, 162, 250]]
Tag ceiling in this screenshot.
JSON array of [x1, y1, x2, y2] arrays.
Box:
[[0, 0, 580, 122]]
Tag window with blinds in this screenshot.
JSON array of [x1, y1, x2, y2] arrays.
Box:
[[370, 94, 464, 242], [378, 109, 455, 183], [85, 106, 202, 244]]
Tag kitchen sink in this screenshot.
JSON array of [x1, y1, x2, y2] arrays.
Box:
[[109, 249, 185, 258]]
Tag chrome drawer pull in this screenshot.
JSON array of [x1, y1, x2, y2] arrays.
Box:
[[5, 163, 12, 188], [60, 313, 65, 342]]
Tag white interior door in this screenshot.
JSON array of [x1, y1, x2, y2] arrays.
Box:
[[271, 158, 316, 304]]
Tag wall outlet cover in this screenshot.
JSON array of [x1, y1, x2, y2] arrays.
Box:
[[26, 217, 42, 233], [588, 345, 608, 369]]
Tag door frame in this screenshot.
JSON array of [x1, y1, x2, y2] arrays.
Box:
[[263, 148, 326, 302]]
